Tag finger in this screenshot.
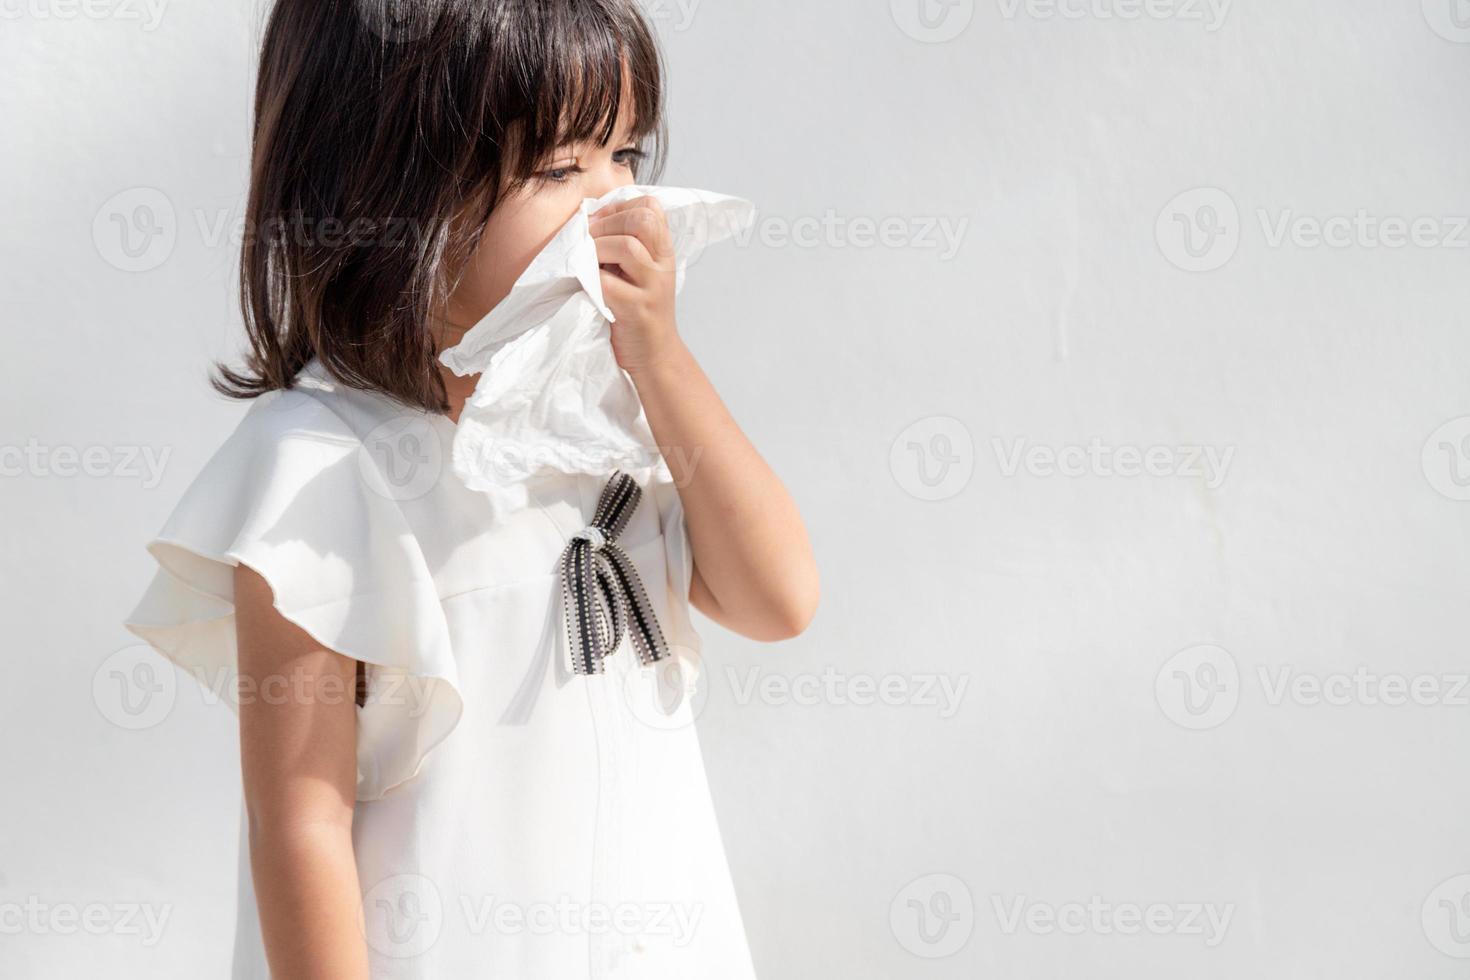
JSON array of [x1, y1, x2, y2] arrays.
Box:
[[593, 220, 672, 279], [589, 202, 672, 262], [598, 267, 636, 309], [593, 234, 658, 287], [590, 194, 665, 223], [589, 206, 671, 261]]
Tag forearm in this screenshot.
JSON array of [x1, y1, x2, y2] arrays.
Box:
[[247, 817, 370, 980], [628, 339, 819, 639]]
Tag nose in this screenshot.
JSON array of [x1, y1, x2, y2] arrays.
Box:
[[584, 156, 635, 202]]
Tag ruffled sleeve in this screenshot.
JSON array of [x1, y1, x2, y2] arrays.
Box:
[[121, 389, 463, 802]]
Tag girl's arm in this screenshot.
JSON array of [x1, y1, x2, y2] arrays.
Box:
[[628, 340, 821, 642], [234, 563, 370, 980], [592, 199, 820, 643]]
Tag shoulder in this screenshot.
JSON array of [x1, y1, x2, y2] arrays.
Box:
[[223, 385, 360, 468], [163, 387, 364, 540], [228, 358, 394, 453], [204, 358, 443, 502], [143, 364, 443, 587]]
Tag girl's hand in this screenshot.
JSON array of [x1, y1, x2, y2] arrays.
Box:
[[589, 195, 682, 377]]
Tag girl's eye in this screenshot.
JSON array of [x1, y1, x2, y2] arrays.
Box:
[[535, 147, 644, 184], [537, 163, 582, 184]]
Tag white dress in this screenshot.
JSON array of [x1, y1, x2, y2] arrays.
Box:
[[122, 356, 760, 979]]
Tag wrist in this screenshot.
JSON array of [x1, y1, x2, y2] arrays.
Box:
[[626, 338, 695, 390]]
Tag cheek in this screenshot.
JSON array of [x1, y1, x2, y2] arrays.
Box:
[[449, 188, 585, 324], [451, 221, 537, 317], [471, 198, 575, 294]]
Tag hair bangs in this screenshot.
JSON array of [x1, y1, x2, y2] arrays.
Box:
[[499, 0, 667, 193]]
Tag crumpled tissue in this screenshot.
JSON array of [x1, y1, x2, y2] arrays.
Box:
[[438, 183, 756, 519]]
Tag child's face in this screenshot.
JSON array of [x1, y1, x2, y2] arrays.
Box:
[[443, 95, 644, 337]]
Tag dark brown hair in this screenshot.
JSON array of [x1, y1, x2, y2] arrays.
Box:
[[212, 0, 668, 414]]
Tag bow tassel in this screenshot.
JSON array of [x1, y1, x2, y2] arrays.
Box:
[[559, 470, 671, 675]]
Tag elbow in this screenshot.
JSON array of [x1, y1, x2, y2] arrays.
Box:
[[716, 561, 820, 642], [769, 576, 820, 641]]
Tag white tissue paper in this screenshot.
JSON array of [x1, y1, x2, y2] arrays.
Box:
[[437, 183, 756, 520]]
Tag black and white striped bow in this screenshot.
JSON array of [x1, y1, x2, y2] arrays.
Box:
[[559, 470, 671, 676]]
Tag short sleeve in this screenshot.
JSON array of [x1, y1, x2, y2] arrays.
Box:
[[121, 389, 463, 802]]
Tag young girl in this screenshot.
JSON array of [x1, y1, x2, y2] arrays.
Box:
[[123, 2, 818, 977]]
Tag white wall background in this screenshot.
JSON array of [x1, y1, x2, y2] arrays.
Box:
[[4, 0, 1470, 977]]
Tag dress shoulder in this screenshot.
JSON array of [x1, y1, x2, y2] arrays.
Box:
[[122, 385, 463, 801]]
